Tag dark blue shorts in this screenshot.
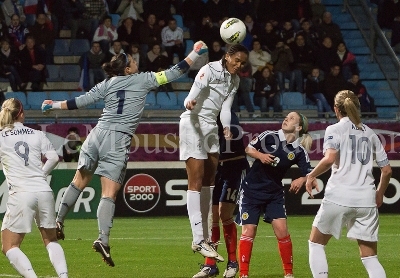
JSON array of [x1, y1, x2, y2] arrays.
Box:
[[213, 158, 249, 205], [235, 189, 287, 225]]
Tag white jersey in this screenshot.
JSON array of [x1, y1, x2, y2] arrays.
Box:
[[0, 122, 58, 194], [180, 60, 239, 128], [323, 117, 389, 207]]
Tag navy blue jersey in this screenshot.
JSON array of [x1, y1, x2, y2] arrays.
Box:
[[217, 111, 246, 160], [242, 129, 312, 200]]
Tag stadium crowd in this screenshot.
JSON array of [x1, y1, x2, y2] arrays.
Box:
[[0, 0, 378, 117]]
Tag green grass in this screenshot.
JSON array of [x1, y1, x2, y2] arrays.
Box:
[[0, 215, 399, 278]]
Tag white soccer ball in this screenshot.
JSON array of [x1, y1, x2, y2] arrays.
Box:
[[220, 18, 247, 44]]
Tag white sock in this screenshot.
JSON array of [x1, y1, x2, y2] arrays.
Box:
[[200, 186, 214, 240], [5, 247, 37, 278], [187, 190, 203, 243], [361, 255, 386, 278], [309, 240, 328, 278], [46, 242, 68, 278]]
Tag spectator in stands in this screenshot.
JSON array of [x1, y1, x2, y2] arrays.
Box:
[[128, 43, 141, 71], [271, 40, 303, 94], [62, 126, 82, 162], [258, 21, 280, 53], [253, 66, 282, 116], [28, 13, 55, 64], [346, 74, 377, 116], [161, 18, 184, 66], [232, 61, 256, 118], [296, 19, 320, 51], [316, 36, 341, 76], [378, 0, 400, 49], [62, 0, 90, 40], [143, 0, 171, 27], [1, 0, 26, 26], [79, 41, 106, 90], [139, 13, 162, 68], [323, 64, 347, 109], [105, 40, 125, 62], [195, 15, 222, 49], [145, 43, 173, 92], [145, 43, 168, 72], [310, 0, 326, 25], [336, 41, 359, 81], [282, 0, 312, 31], [18, 35, 46, 92], [0, 39, 22, 92], [304, 67, 334, 118], [0, 20, 10, 47], [291, 34, 315, 79], [249, 38, 272, 76], [316, 11, 343, 48], [209, 40, 225, 62], [23, 0, 53, 27], [243, 14, 263, 40], [228, 0, 256, 22], [256, 0, 284, 28], [117, 17, 139, 52], [280, 21, 296, 47], [181, 0, 205, 41], [116, 0, 144, 24], [188, 48, 208, 79], [8, 14, 29, 51], [81, 0, 108, 39], [206, 0, 230, 25], [93, 15, 118, 54]]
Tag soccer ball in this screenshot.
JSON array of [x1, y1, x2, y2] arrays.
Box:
[[220, 18, 247, 44]]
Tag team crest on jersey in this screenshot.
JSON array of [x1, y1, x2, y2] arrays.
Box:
[[287, 152, 295, 160], [242, 212, 249, 220], [199, 73, 205, 79], [250, 136, 258, 144], [327, 136, 333, 140]]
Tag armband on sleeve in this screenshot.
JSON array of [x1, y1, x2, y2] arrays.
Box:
[[66, 99, 78, 110], [155, 71, 168, 85]]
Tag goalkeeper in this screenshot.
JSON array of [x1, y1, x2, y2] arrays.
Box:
[[41, 41, 208, 267]]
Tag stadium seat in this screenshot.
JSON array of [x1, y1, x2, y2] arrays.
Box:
[[59, 65, 81, 82], [173, 14, 187, 31], [109, 13, 120, 27], [177, 91, 189, 108], [185, 40, 194, 56], [4, 92, 30, 109], [49, 91, 70, 101], [46, 65, 61, 81], [27, 92, 48, 109], [156, 92, 181, 110], [144, 91, 160, 109], [70, 91, 96, 109], [280, 92, 309, 110], [53, 39, 71, 56], [70, 39, 90, 56]]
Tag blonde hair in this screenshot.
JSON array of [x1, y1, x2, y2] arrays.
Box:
[[0, 98, 23, 129], [296, 112, 313, 152], [334, 90, 362, 129]]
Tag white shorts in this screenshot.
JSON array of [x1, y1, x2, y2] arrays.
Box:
[[312, 199, 379, 241], [1, 191, 56, 233], [179, 116, 219, 160]]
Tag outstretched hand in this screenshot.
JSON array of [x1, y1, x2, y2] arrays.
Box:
[[41, 100, 53, 114], [193, 41, 208, 56]]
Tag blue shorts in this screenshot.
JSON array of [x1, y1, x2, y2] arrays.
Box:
[[213, 158, 249, 205], [235, 189, 287, 225]]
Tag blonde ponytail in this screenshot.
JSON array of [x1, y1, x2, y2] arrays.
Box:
[[0, 98, 23, 129], [335, 90, 362, 129]]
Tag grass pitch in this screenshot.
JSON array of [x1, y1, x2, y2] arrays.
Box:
[[0, 214, 399, 278]]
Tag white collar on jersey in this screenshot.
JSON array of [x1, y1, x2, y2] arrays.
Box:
[[278, 129, 300, 148]]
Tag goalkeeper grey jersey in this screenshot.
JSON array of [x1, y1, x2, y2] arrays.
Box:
[[74, 69, 181, 135]]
